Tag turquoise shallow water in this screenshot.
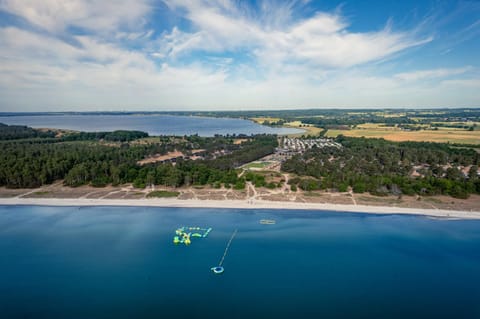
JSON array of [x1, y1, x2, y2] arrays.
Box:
[[0, 206, 479, 319], [0, 114, 302, 136]]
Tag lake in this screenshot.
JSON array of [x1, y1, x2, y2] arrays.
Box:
[[0, 114, 302, 136], [0, 206, 479, 318]]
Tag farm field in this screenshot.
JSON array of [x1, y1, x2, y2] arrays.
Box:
[[284, 121, 323, 137], [326, 128, 480, 144], [250, 117, 282, 124]]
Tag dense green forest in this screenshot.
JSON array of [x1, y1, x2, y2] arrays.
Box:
[[61, 130, 148, 142], [1, 120, 479, 199], [282, 136, 480, 198], [0, 128, 277, 189], [0, 123, 56, 140], [0, 123, 149, 142]]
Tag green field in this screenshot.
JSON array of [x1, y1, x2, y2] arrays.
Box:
[[242, 161, 273, 169]]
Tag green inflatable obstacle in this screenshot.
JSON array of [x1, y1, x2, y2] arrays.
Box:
[[173, 226, 212, 246]]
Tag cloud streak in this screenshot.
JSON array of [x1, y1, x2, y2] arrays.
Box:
[[395, 67, 473, 81], [159, 0, 432, 68], [0, 0, 478, 110]]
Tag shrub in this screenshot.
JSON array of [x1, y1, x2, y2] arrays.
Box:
[[147, 190, 180, 198]]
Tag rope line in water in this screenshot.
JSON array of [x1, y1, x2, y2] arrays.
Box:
[[219, 229, 238, 266]]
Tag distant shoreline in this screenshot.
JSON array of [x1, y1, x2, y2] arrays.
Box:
[[1, 197, 479, 220]]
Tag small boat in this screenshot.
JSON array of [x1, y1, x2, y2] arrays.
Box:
[[259, 219, 276, 225], [211, 266, 224, 274]]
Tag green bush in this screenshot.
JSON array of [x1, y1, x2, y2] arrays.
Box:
[[133, 178, 146, 189], [147, 190, 180, 198], [266, 182, 276, 189], [234, 180, 245, 190]]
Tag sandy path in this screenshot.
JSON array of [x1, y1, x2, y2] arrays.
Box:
[[349, 191, 357, 206], [16, 181, 64, 198]]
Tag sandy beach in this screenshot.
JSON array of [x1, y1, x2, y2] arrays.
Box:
[[1, 197, 479, 219]]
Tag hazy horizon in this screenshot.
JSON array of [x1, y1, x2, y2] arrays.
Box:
[[1, 106, 480, 113], [0, 0, 479, 111], [1, 106, 479, 114]]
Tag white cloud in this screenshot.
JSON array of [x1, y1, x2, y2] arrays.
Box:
[[395, 67, 473, 81], [0, 0, 477, 110], [0, 26, 232, 109], [158, 0, 431, 68], [0, 0, 150, 33]]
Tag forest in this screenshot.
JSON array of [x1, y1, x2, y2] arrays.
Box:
[[0, 123, 56, 140], [282, 136, 480, 199], [1, 121, 479, 199], [0, 124, 277, 189]]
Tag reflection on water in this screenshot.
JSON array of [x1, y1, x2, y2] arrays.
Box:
[[0, 206, 479, 319]]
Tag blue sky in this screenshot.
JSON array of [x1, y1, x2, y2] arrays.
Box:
[[0, 0, 479, 111]]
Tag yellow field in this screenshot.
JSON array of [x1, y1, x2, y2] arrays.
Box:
[[250, 117, 281, 124], [326, 128, 480, 144], [284, 121, 324, 137]]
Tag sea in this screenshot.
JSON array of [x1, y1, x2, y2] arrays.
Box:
[[0, 114, 302, 136], [0, 205, 479, 319]]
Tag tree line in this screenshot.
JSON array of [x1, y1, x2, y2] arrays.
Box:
[[282, 136, 480, 199], [0, 132, 277, 189], [0, 123, 56, 140]]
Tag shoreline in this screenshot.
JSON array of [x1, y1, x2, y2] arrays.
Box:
[[1, 197, 479, 219]]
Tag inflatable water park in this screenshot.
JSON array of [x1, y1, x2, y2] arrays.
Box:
[[173, 226, 238, 275], [173, 226, 212, 245]]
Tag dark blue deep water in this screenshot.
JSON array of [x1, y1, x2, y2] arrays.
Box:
[[0, 206, 479, 319], [0, 114, 302, 136]]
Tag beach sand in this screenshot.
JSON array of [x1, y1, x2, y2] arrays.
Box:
[[0, 197, 479, 220]]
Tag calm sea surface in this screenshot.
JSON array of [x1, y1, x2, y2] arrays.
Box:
[[0, 206, 479, 319], [0, 114, 302, 136]]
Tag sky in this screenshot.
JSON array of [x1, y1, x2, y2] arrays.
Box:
[[0, 0, 479, 111]]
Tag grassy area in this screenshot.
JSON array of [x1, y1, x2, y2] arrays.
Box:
[[326, 128, 480, 145], [242, 161, 272, 169], [147, 190, 180, 198]]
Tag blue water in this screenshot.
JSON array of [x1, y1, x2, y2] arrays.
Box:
[[0, 206, 479, 319], [0, 114, 302, 136]]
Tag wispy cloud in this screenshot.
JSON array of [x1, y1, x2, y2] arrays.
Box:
[[395, 67, 473, 81], [0, 0, 151, 33], [158, 0, 431, 69], [0, 0, 478, 110]]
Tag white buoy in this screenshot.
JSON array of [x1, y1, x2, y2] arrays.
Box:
[[211, 266, 224, 274], [211, 229, 237, 274]]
